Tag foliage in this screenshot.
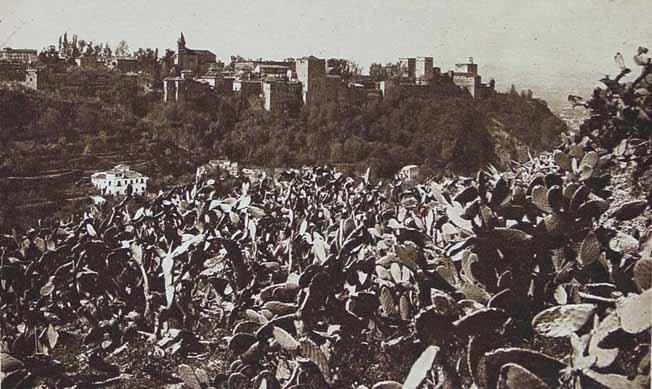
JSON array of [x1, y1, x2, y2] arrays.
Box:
[[326, 58, 362, 79], [114, 40, 130, 57], [369, 62, 402, 82], [221, 79, 565, 177], [1, 126, 650, 388]]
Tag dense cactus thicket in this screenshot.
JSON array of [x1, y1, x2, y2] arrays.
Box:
[[1, 51, 651, 388]]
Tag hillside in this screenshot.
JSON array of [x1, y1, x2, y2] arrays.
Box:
[[1, 70, 565, 228], [219, 79, 567, 177], [0, 111, 649, 388]]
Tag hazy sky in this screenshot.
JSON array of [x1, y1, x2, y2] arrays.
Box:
[[1, 0, 650, 95]]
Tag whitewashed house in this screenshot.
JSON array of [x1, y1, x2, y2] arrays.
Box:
[[396, 164, 420, 184], [91, 164, 149, 196]]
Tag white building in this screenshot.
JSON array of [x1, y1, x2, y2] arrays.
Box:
[[396, 164, 419, 183], [91, 164, 149, 196]]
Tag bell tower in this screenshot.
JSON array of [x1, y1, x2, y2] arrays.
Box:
[[177, 32, 186, 70]]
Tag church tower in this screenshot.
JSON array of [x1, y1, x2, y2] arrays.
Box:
[[177, 32, 186, 70]]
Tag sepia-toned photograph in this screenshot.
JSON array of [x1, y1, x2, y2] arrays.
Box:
[[0, 1, 651, 388]]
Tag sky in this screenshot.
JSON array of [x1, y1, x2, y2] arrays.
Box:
[[1, 0, 650, 101]]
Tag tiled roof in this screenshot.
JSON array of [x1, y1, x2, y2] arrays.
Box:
[[257, 64, 290, 69], [452, 72, 478, 77], [95, 165, 147, 179], [123, 170, 145, 178], [298, 55, 322, 61], [2, 48, 37, 53], [187, 49, 215, 57], [199, 69, 222, 78]]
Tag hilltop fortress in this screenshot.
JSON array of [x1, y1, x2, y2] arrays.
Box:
[[160, 33, 495, 113], [0, 32, 495, 114]]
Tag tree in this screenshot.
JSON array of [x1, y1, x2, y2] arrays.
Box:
[[82, 134, 94, 155], [115, 40, 130, 57], [369, 63, 386, 81], [98, 130, 109, 151], [38, 108, 62, 133], [369, 62, 401, 81], [326, 58, 362, 80], [229, 55, 247, 68]]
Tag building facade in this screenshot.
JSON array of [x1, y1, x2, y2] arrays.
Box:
[[454, 58, 478, 75], [399, 57, 417, 80], [105, 57, 140, 73], [176, 33, 217, 75], [452, 72, 481, 97], [396, 164, 420, 184], [0, 48, 38, 64], [234, 80, 263, 98], [74, 56, 103, 70], [256, 63, 291, 80], [163, 69, 214, 102], [91, 164, 148, 196], [263, 81, 288, 112], [415, 57, 434, 83], [196, 73, 233, 95], [0, 63, 39, 90], [451, 58, 494, 98], [296, 56, 326, 103]]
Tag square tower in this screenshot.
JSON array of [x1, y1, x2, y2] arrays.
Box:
[[399, 57, 416, 79], [415, 57, 434, 82], [296, 56, 326, 103], [455, 57, 478, 75]]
